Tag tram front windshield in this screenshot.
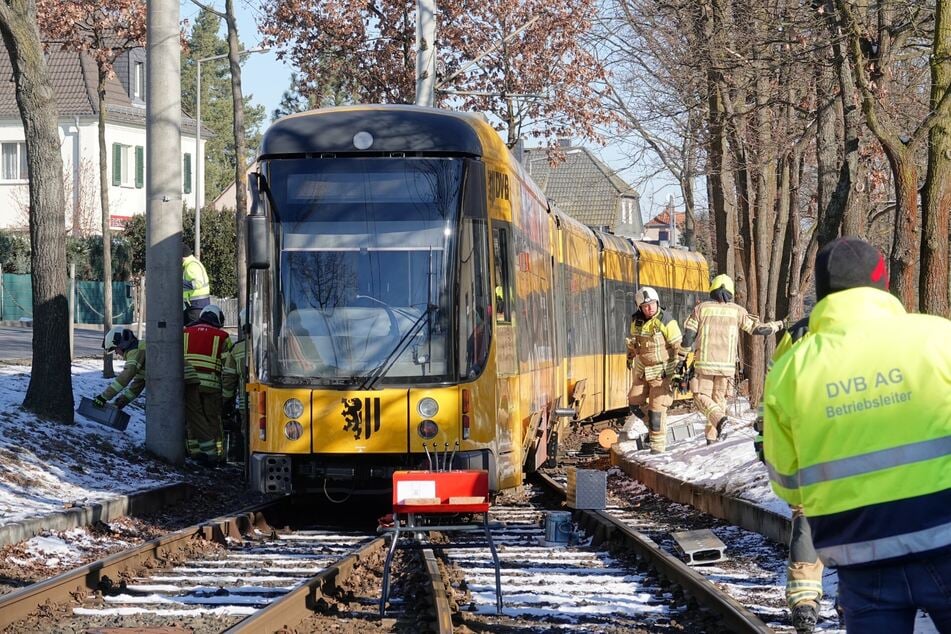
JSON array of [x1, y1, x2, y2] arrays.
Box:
[[266, 157, 461, 384]]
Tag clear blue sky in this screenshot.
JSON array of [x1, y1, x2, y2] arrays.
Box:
[[175, 1, 679, 220]]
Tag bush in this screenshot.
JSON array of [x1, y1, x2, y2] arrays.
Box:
[[0, 232, 31, 273], [123, 207, 237, 297], [68, 235, 133, 281]]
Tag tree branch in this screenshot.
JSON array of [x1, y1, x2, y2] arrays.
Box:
[[188, 0, 225, 20]]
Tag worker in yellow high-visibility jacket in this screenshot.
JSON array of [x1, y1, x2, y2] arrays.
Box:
[[182, 241, 211, 325], [764, 237, 951, 633]]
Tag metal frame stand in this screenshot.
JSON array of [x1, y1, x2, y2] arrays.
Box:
[[380, 511, 502, 616]]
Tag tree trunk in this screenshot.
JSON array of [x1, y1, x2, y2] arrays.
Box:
[[815, 46, 842, 244], [920, 0, 951, 316], [708, 91, 733, 276], [0, 0, 74, 423], [886, 148, 920, 310], [224, 0, 247, 318], [831, 2, 869, 239], [98, 67, 114, 378]]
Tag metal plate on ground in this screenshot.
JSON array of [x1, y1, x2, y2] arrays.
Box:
[[671, 528, 727, 565], [666, 417, 696, 443], [566, 467, 606, 510]]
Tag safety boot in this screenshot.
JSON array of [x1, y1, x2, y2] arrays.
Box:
[[791, 600, 818, 634], [715, 416, 729, 440]]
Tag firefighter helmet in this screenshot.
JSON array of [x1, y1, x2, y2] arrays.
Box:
[[710, 274, 735, 296], [199, 304, 225, 328], [103, 326, 137, 354], [635, 286, 660, 307]]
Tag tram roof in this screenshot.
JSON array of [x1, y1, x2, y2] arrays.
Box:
[[259, 105, 498, 159]]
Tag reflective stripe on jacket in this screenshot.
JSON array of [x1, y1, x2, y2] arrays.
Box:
[[222, 338, 248, 410], [628, 311, 682, 380], [183, 323, 232, 390], [182, 256, 210, 306], [682, 301, 782, 375], [102, 346, 146, 401], [764, 287, 951, 568]]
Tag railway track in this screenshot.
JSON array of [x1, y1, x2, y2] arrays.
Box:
[[0, 497, 385, 633], [431, 474, 772, 633], [537, 473, 772, 631]]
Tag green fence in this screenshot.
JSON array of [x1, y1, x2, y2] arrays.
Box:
[[1, 274, 135, 324]]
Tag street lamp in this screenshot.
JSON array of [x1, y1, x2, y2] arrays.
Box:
[[194, 46, 269, 259]]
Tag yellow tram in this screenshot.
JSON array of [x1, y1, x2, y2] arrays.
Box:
[[243, 105, 708, 495]]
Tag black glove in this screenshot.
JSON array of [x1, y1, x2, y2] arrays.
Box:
[[222, 399, 236, 418], [93, 394, 107, 408], [114, 395, 130, 410], [675, 357, 687, 377]]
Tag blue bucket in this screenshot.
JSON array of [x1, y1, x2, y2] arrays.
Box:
[[544, 511, 573, 544]]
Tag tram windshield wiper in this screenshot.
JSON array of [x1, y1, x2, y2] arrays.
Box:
[[358, 304, 437, 391]]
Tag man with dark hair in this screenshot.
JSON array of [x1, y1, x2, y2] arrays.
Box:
[[678, 273, 785, 444], [182, 240, 211, 324], [765, 237, 951, 633]]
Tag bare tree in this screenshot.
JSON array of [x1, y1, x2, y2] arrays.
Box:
[[38, 0, 146, 377], [190, 0, 249, 313], [921, 0, 951, 315], [834, 0, 940, 310], [0, 0, 74, 423]]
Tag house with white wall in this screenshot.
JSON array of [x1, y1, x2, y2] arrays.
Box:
[[0, 45, 209, 232]]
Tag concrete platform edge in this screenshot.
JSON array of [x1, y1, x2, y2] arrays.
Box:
[[610, 448, 791, 545], [0, 481, 190, 548]]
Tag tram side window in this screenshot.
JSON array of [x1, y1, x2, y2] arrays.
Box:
[[493, 227, 513, 323], [460, 165, 491, 378]]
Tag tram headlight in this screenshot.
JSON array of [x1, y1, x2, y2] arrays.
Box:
[[284, 421, 303, 440], [417, 397, 439, 418], [417, 420, 439, 439], [283, 398, 304, 419]]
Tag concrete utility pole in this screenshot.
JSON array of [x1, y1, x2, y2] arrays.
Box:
[[146, 0, 185, 465], [415, 0, 436, 107]]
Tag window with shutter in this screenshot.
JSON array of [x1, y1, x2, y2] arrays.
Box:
[[135, 146, 144, 188], [183, 153, 192, 194], [112, 143, 122, 186]]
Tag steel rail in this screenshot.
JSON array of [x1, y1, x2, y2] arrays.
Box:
[[422, 547, 454, 634], [0, 498, 283, 630], [224, 536, 386, 633], [533, 472, 774, 634]]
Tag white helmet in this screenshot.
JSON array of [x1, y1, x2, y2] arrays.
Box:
[[199, 304, 224, 327], [103, 326, 137, 353], [635, 286, 660, 307]]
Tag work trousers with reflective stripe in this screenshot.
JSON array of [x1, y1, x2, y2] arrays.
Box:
[[691, 372, 730, 440], [185, 384, 223, 461], [629, 371, 673, 452], [787, 506, 824, 608]]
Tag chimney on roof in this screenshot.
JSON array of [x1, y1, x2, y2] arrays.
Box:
[[557, 137, 572, 148], [667, 195, 678, 247], [513, 138, 526, 164]]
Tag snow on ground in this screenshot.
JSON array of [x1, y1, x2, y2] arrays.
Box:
[[0, 359, 180, 527], [616, 398, 791, 517]]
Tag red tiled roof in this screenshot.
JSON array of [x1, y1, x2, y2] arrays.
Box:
[[646, 209, 686, 227]]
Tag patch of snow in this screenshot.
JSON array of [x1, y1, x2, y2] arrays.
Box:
[[0, 360, 180, 527], [615, 399, 791, 518]]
